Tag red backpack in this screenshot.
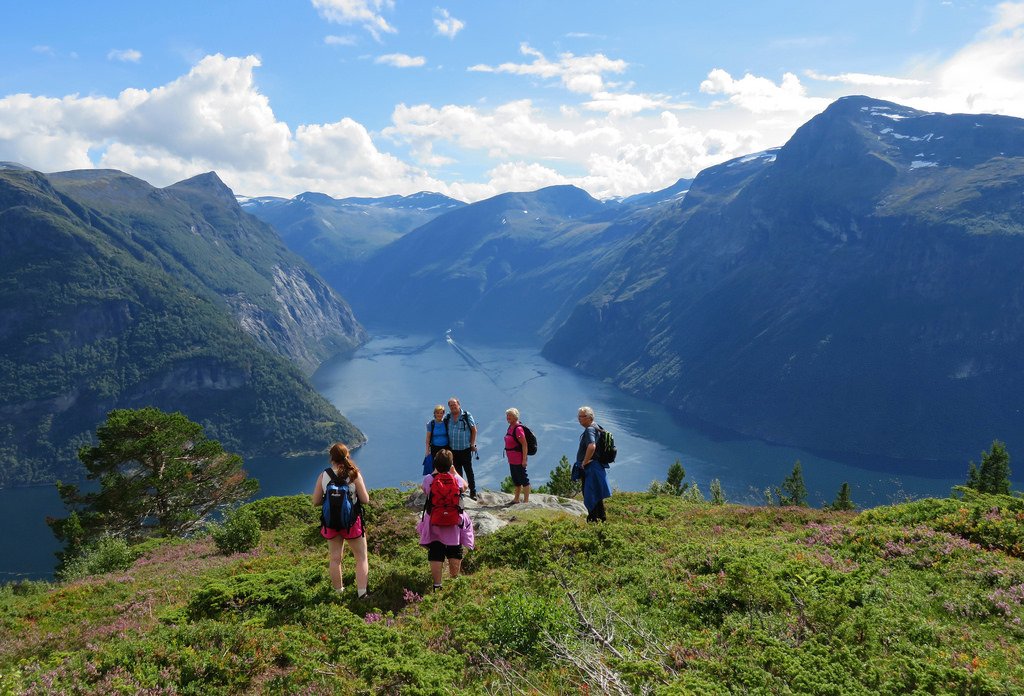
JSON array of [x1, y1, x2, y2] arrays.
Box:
[[428, 472, 463, 526]]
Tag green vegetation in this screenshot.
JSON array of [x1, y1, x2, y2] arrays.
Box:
[[966, 440, 1013, 495], [0, 169, 363, 487], [4, 487, 1023, 694], [828, 481, 856, 511], [49, 408, 258, 572], [535, 455, 581, 498], [770, 460, 809, 507]]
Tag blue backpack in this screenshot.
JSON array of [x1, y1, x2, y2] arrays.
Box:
[[322, 468, 358, 531]]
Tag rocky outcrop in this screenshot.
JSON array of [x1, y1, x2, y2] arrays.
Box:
[[405, 490, 588, 536]]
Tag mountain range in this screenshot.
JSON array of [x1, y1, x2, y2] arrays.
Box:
[[0, 166, 367, 487], [240, 190, 465, 294], [5, 94, 1023, 485], [341, 180, 693, 340], [544, 96, 1024, 462], [275, 96, 1023, 464]]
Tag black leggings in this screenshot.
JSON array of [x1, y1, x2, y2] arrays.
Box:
[[452, 448, 476, 494]]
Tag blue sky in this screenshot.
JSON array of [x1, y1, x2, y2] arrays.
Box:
[[2, 1, 1022, 201]]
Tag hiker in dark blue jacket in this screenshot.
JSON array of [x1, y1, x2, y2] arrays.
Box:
[[576, 406, 611, 522]]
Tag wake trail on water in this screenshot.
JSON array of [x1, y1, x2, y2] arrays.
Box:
[[445, 330, 503, 389]]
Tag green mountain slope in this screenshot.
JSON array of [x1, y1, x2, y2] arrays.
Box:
[[49, 169, 367, 374], [241, 190, 465, 295], [2, 490, 1022, 693], [345, 184, 657, 342], [0, 168, 364, 487], [544, 96, 1024, 462]]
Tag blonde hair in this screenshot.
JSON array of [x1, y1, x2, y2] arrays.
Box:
[[433, 404, 445, 415], [329, 442, 360, 481]]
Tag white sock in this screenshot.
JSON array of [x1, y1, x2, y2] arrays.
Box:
[[357, 587, 367, 597]]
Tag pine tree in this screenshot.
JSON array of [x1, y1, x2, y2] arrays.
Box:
[[830, 482, 855, 511], [542, 455, 581, 498], [977, 440, 1012, 495], [965, 462, 980, 490], [49, 407, 259, 559], [775, 460, 808, 507], [709, 478, 726, 505], [666, 460, 689, 496]]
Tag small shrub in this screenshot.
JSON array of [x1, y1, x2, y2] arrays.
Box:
[[211, 507, 261, 555], [187, 567, 322, 620], [485, 590, 570, 658], [57, 535, 135, 581], [242, 495, 316, 530]]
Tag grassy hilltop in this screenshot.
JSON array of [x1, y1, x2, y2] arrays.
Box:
[[1, 489, 1023, 694]]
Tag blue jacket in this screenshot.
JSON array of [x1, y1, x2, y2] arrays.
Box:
[[581, 460, 611, 511]]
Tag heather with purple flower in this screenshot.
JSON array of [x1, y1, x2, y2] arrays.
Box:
[[2, 488, 1024, 692]]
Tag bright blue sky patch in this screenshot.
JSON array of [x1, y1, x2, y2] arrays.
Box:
[[1, 1, 1019, 201]]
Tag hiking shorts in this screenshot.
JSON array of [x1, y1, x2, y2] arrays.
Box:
[[509, 464, 530, 487], [426, 540, 463, 562]]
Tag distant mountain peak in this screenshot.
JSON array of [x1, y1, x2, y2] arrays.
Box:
[[166, 171, 238, 205]]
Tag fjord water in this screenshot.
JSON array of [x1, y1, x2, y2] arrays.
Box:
[[1, 332, 974, 580], [299, 333, 967, 505]]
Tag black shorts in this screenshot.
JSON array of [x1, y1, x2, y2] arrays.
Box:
[[426, 540, 463, 562], [509, 464, 530, 486]]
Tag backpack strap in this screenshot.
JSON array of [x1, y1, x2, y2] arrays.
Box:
[[324, 467, 341, 485], [505, 424, 524, 451]]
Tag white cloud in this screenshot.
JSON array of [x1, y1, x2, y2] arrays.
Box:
[[0, 53, 450, 199], [9, 2, 1024, 208], [469, 43, 627, 95], [986, 0, 1024, 34], [324, 34, 358, 46], [108, 49, 142, 63], [804, 70, 928, 87], [902, 1, 1024, 115], [33, 45, 55, 56], [434, 9, 464, 39], [384, 99, 620, 161], [375, 53, 426, 68], [485, 161, 569, 193], [311, 0, 396, 41], [583, 91, 680, 116], [699, 69, 829, 114]]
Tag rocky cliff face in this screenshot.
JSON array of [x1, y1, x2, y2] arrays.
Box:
[[51, 170, 368, 374], [544, 96, 1024, 462], [0, 167, 366, 487]]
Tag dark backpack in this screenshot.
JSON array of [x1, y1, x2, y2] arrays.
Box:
[[595, 425, 617, 467], [427, 471, 463, 526], [321, 468, 359, 531], [506, 424, 538, 456], [443, 411, 472, 438]]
